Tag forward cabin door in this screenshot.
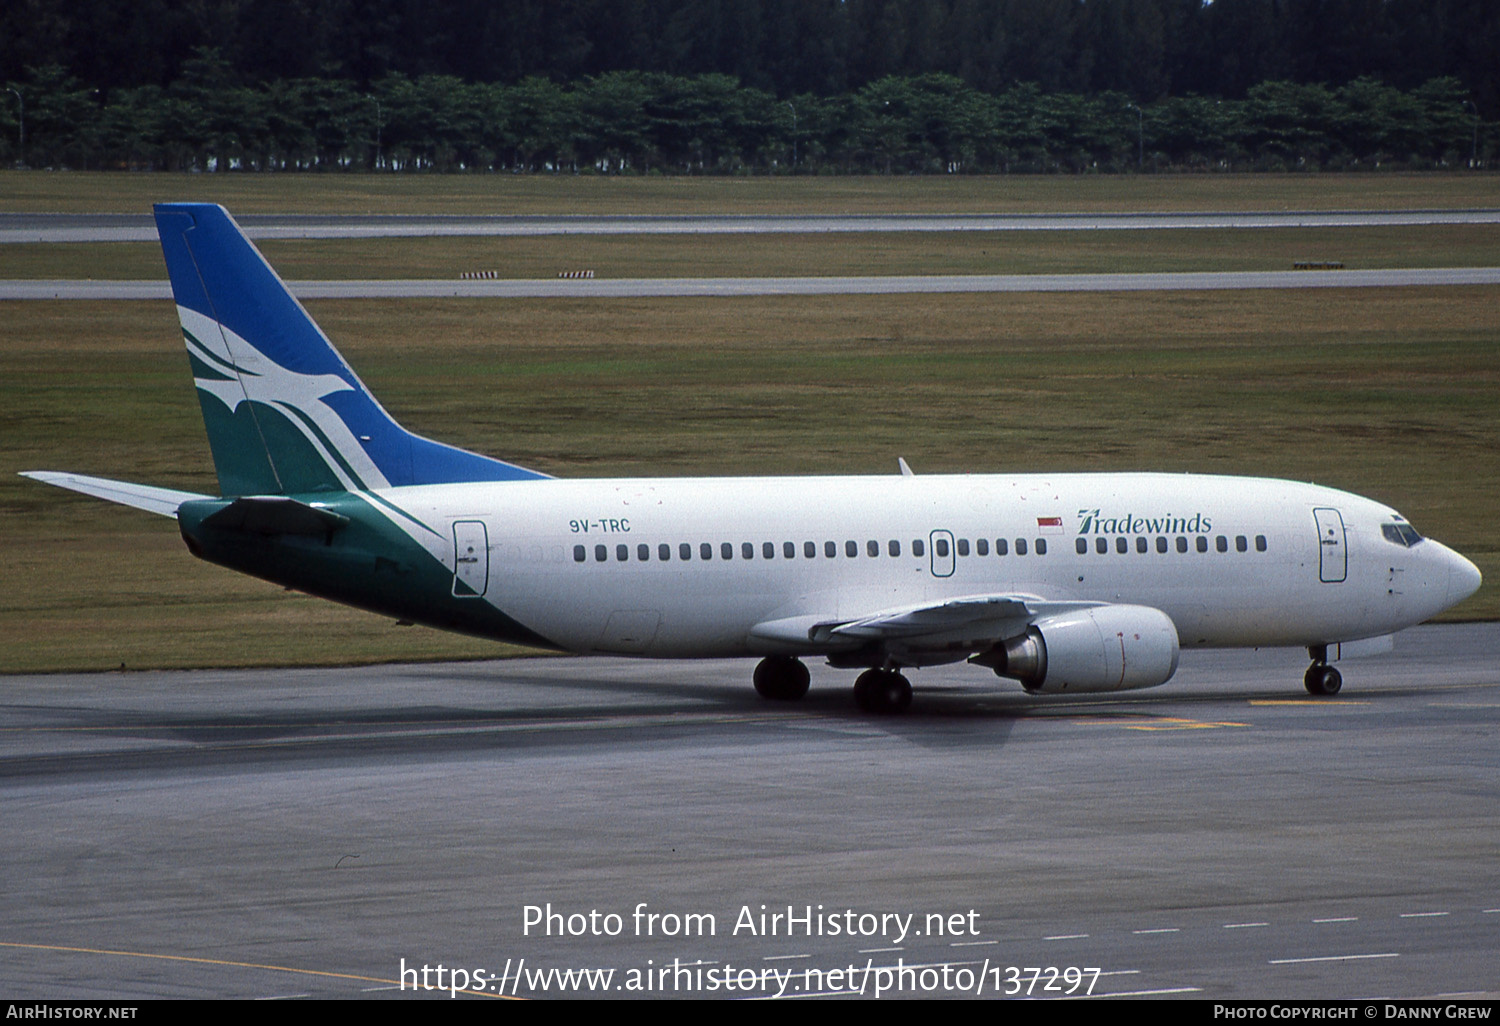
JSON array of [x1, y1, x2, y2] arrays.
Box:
[[1313, 507, 1347, 583]]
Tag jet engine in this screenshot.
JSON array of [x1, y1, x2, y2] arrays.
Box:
[[974, 605, 1180, 693]]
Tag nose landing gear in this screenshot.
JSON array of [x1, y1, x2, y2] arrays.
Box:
[[1304, 644, 1343, 696]]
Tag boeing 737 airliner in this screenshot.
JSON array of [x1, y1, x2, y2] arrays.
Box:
[[23, 204, 1482, 712]]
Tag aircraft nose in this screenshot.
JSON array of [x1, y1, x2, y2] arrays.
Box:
[[1447, 548, 1482, 608]]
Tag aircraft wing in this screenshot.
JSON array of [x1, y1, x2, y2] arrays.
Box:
[[751, 594, 1105, 659], [20, 471, 211, 517]]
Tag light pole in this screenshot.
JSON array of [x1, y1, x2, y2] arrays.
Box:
[[5, 87, 22, 167], [368, 94, 384, 170], [785, 101, 797, 169], [1462, 100, 1479, 167]]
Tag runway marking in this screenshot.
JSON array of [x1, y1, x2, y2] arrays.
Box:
[[1086, 986, 1203, 998], [1040, 714, 1247, 731], [1313, 917, 1359, 923], [1268, 953, 1399, 964], [763, 954, 811, 961], [1398, 911, 1449, 918], [0, 940, 517, 999], [1131, 928, 1180, 935], [1224, 922, 1270, 929], [1122, 717, 1248, 731], [949, 940, 998, 947], [1044, 934, 1090, 941], [1249, 700, 1371, 706]]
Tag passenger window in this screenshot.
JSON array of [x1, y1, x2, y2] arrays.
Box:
[[1176, 537, 1188, 553], [1255, 535, 1268, 552], [638, 543, 650, 561], [722, 542, 734, 560], [1156, 536, 1168, 553], [889, 540, 901, 557], [976, 538, 988, 556], [1036, 538, 1047, 555], [701, 542, 713, 560], [680, 543, 692, 561], [1015, 538, 1028, 556], [784, 541, 795, 559], [1096, 537, 1108, 555], [1076, 537, 1089, 555], [574, 544, 586, 562], [867, 539, 879, 557], [764, 542, 776, 559], [804, 541, 816, 558], [825, 541, 836, 558], [957, 538, 969, 557], [913, 539, 925, 557], [659, 543, 671, 561], [742, 542, 754, 560], [935, 538, 950, 558], [1116, 537, 1128, 554], [1196, 536, 1208, 553], [1236, 535, 1248, 552], [617, 544, 629, 561], [845, 540, 858, 558], [995, 538, 1008, 556], [595, 544, 608, 562], [1216, 536, 1228, 553], [1136, 537, 1148, 553]]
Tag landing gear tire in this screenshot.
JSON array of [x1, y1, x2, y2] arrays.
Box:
[[1304, 664, 1343, 696], [753, 656, 810, 701], [853, 669, 913, 714]]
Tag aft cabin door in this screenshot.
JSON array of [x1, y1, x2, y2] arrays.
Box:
[[1313, 507, 1347, 583], [452, 520, 489, 597]]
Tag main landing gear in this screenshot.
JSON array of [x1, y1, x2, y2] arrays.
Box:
[[751, 657, 914, 714], [752, 655, 811, 701], [1304, 644, 1343, 696], [853, 668, 912, 715]]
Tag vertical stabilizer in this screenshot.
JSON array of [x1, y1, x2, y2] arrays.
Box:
[[154, 203, 548, 496]]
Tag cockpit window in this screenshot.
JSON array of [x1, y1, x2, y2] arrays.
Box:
[[1381, 522, 1423, 547]]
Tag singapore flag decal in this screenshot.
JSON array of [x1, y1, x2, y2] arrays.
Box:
[[1037, 516, 1064, 534]]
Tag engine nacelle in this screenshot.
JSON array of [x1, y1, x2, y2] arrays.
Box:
[[976, 605, 1180, 694]]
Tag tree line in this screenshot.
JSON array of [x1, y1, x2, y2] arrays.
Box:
[[5, 0, 1499, 111], [1, 59, 1488, 174]]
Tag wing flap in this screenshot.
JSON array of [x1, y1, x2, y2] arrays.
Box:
[[752, 594, 1107, 656]]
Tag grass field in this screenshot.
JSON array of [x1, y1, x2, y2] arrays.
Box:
[[2, 171, 1496, 672], [2, 169, 1497, 215]]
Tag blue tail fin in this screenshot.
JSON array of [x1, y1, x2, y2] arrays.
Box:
[[154, 203, 548, 497]]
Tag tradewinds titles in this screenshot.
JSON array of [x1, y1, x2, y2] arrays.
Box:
[[1078, 508, 1212, 536]]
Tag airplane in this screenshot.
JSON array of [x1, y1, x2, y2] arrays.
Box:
[[23, 203, 1483, 713]]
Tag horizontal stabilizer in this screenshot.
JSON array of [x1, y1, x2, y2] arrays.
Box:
[[20, 471, 210, 517], [199, 496, 351, 536]]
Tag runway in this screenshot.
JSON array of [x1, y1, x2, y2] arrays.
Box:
[[2, 623, 1497, 999], [7, 267, 1500, 300], [3, 209, 1499, 243]]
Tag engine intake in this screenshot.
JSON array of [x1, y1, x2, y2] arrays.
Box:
[[976, 605, 1180, 693]]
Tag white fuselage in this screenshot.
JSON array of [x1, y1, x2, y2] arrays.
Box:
[[372, 472, 1475, 659]]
